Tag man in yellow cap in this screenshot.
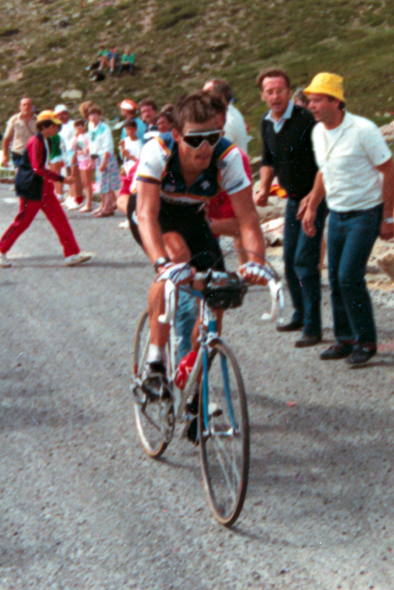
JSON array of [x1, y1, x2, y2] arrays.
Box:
[[301, 72, 394, 364], [0, 111, 91, 268]]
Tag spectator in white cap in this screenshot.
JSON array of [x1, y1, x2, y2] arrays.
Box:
[[54, 104, 84, 209], [119, 99, 146, 143]]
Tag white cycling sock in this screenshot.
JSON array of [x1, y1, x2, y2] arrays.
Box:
[[147, 344, 167, 365]]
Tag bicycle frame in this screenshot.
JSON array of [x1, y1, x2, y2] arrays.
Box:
[[159, 280, 236, 436]]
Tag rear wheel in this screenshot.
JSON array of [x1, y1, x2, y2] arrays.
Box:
[[198, 341, 249, 526], [132, 310, 174, 458]]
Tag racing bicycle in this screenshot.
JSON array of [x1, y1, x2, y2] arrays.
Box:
[[131, 265, 284, 526]]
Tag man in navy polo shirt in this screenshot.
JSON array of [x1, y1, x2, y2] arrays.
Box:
[[254, 67, 327, 347]]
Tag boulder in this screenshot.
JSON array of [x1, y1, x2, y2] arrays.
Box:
[[61, 89, 83, 100]]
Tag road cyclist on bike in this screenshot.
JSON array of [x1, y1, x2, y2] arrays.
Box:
[[129, 91, 271, 396]]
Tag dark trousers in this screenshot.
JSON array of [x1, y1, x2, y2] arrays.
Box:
[[327, 204, 382, 345], [284, 198, 327, 336], [11, 152, 23, 169]]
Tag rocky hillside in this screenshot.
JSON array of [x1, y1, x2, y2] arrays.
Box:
[[0, 0, 393, 155]]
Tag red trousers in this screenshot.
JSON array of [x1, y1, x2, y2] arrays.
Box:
[[0, 183, 80, 257]]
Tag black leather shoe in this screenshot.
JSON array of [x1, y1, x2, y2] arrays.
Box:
[[320, 343, 353, 360], [346, 344, 377, 365], [295, 334, 322, 348], [276, 320, 304, 332]]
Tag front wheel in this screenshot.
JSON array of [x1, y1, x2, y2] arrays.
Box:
[[132, 310, 174, 458], [198, 341, 249, 526]]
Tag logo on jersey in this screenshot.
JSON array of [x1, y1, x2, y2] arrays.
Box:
[[201, 180, 210, 190]]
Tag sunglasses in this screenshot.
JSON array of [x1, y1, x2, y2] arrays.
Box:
[[182, 130, 222, 150]]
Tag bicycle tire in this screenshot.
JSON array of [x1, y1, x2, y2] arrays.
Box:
[[198, 340, 249, 526], [132, 310, 174, 459]]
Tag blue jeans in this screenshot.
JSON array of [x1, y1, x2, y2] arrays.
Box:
[[176, 289, 199, 363], [284, 198, 327, 336], [327, 204, 382, 345]]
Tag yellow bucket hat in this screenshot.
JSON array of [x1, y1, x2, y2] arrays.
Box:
[[304, 73, 345, 102], [37, 110, 62, 125]]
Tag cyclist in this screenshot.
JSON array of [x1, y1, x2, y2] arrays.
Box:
[[130, 92, 268, 391]]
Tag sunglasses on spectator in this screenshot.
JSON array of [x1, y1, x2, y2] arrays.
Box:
[[182, 130, 222, 149]]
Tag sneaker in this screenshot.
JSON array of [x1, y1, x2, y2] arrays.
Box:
[[346, 344, 376, 365], [0, 253, 12, 268], [64, 252, 92, 267], [320, 343, 353, 360], [141, 361, 172, 401]]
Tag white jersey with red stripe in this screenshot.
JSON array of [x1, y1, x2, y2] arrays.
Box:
[[133, 132, 251, 206]]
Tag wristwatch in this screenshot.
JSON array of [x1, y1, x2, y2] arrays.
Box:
[[383, 217, 394, 223], [154, 256, 170, 272]]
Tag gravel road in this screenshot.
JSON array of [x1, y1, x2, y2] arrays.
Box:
[[1, 187, 394, 590]]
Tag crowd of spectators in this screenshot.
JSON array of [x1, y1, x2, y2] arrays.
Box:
[[1, 69, 393, 365]]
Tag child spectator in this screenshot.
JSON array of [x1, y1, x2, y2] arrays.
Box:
[[119, 121, 143, 171], [88, 104, 120, 217], [119, 99, 146, 142], [118, 48, 135, 75], [71, 119, 93, 213]]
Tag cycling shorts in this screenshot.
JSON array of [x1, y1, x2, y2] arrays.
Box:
[[127, 196, 225, 271]]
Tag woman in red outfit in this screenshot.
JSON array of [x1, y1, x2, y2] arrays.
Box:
[[0, 111, 91, 268]]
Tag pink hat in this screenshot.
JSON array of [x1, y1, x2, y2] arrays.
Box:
[[119, 99, 137, 111]]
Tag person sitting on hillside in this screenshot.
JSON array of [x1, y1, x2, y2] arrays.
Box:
[[108, 45, 120, 76], [118, 48, 135, 76]]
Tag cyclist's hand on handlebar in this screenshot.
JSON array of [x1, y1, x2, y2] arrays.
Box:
[[156, 262, 196, 286], [238, 261, 275, 286]]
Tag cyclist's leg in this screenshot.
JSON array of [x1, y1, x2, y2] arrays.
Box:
[[147, 231, 191, 352]]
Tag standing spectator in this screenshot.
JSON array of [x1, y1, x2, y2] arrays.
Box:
[[55, 104, 84, 208], [119, 120, 143, 170], [118, 48, 135, 75], [88, 105, 120, 217], [156, 107, 174, 133], [2, 97, 37, 170], [203, 79, 248, 153], [49, 126, 64, 199], [71, 119, 93, 212], [119, 99, 146, 143], [0, 111, 91, 268], [254, 67, 327, 347], [139, 98, 158, 141], [302, 73, 394, 364]]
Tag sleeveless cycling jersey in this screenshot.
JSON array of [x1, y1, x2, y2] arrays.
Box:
[[134, 133, 251, 206]]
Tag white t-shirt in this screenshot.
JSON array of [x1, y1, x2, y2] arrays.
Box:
[[224, 103, 248, 154], [312, 111, 391, 212], [122, 137, 143, 161], [134, 136, 251, 205], [59, 119, 75, 155]]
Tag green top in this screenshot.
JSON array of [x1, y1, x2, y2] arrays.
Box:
[[50, 134, 62, 159], [98, 49, 108, 57], [121, 53, 135, 64]]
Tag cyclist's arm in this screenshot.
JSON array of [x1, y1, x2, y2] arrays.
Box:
[[229, 186, 265, 264], [136, 180, 168, 264]]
